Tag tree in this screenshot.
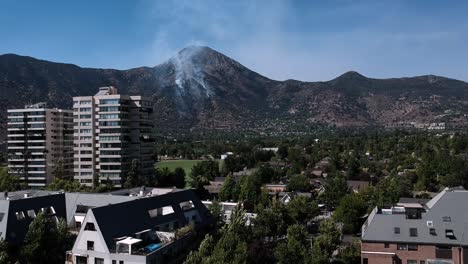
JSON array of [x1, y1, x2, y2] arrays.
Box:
[[174, 167, 187, 188], [286, 174, 312, 192], [185, 206, 249, 264], [334, 193, 367, 234], [190, 160, 220, 181], [125, 159, 141, 188], [321, 173, 349, 210], [0, 239, 12, 264], [274, 224, 310, 264], [311, 219, 341, 263], [21, 213, 71, 264], [184, 234, 215, 264], [47, 178, 88, 192], [238, 175, 262, 208], [208, 199, 225, 228], [278, 145, 288, 160], [336, 240, 361, 264], [0, 167, 21, 192], [253, 199, 291, 240], [287, 195, 320, 225], [219, 174, 236, 201], [51, 158, 66, 180]]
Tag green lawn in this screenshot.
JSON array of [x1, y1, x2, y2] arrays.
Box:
[[155, 160, 202, 174]]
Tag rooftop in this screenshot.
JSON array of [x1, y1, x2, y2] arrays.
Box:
[[362, 187, 468, 246]]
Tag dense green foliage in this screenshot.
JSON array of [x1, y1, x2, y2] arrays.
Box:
[[21, 213, 73, 264]]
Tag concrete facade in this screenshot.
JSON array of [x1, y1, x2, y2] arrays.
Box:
[[73, 87, 154, 187], [7, 103, 73, 187]]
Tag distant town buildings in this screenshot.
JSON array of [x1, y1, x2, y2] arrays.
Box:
[[7, 103, 73, 187], [361, 187, 468, 264], [73, 87, 154, 187]]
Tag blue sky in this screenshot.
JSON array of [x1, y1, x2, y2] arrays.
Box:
[[1, 0, 467, 81]]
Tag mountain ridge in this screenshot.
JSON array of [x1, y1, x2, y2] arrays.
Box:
[[0, 46, 467, 139]]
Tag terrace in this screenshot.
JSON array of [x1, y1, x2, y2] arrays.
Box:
[[113, 225, 195, 256]]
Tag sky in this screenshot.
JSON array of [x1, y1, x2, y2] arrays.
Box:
[[1, 0, 468, 82]]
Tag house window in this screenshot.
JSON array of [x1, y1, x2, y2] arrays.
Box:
[[87, 241, 94, 250], [407, 260, 417, 264], [112, 261, 116, 264], [410, 228, 418, 237], [41, 206, 55, 215], [27, 210, 36, 218], [384, 243, 389, 248], [397, 244, 407, 250], [85, 222, 96, 231], [429, 228, 436, 236], [76, 256, 87, 264], [394, 227, 400, 234], [119, 261, 124, 264], [445, 229, 456, 239], [95, 258, 104, 264], [363, 258, 368, 264], [408, 244, 418, 251], [15, 211, 25, 220], [420, 261, 425, 264]]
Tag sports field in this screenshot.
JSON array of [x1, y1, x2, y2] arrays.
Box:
[[155, 159, 202, 174]]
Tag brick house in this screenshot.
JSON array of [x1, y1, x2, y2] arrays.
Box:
[[361, 187, 468, 264]]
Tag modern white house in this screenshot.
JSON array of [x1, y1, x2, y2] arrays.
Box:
[[66, 190, 214, 264]]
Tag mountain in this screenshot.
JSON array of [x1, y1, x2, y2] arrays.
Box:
[[0, 46, 467, 139]]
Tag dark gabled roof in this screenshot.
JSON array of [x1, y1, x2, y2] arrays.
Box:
[[91, 190, 213, 250]]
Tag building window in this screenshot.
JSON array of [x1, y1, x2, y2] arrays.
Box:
[[394, 227, 400, 234], [408, 244, 418, 251], [429, 228, 436, 236], [76, 256, 87, 264], [119, 261, 124, 264], [409, 228, 418, 237], [420, 261, 425, 264], [363, 258, 368, 264], [384, 243, 389, 248], [95, 258, 104, 264], [15, 211, 25, 220], [87, 241, 94, 250], [85, 222, 96, 231], [435, 246, 452, 259], [27, 210, 36, 218], [445, 229, 456, 239], [397, 244, 407, 250], [407, 260, 417, 264]]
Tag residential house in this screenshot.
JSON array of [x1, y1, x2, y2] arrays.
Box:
[[361, 187, 468, 264], [66, 190, 213, 264]]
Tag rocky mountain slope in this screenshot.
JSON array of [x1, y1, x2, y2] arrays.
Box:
[[0, 46, 467, 139]]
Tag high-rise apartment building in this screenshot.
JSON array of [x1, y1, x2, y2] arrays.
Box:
[[7, 103, 73, 187], [73, 86, 154, 187]]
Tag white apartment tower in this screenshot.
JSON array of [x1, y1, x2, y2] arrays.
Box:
[[73, 87, 154, 187], [7, 103, 74, 187]]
